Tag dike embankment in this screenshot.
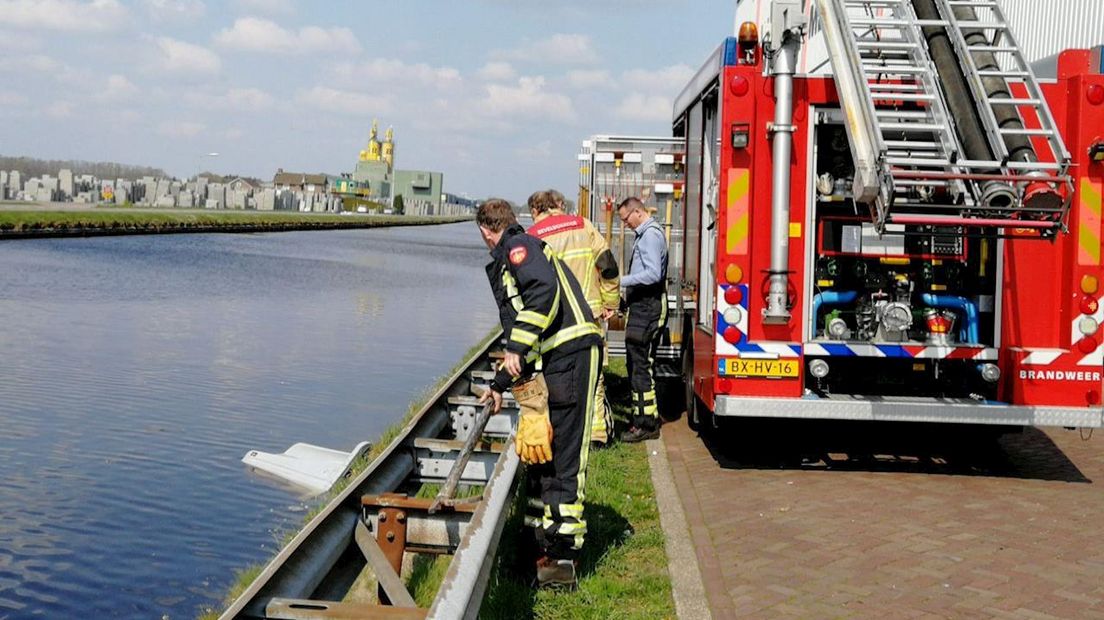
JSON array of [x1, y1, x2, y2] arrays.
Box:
[[0, 208, 472, 239]]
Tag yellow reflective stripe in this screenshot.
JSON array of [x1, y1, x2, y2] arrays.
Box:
[[538, 323, 600, 353], [561, 248, 593, 260], [510, 328, 539, 347], [556, 521, 587, 535], [517, 310, 551, 330], [502, 271, 524, 312], [558, 503, 584, 519], [577, 346, 598, 501], [553, 257, 588, 327]]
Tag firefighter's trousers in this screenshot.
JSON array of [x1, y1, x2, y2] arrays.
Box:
[[625, 295, 666, 431], [531, 344, 601, 560], [590, 322, 612, 444]]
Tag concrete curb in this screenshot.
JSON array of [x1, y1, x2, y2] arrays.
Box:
[[647, 435, 712, 620]]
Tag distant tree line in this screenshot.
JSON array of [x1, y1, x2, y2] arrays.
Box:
[[0, 155, 167, 181]]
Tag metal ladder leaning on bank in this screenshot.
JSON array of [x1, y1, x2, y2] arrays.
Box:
[[220, 336, 524, 620], [818, 0, 1074, 234]]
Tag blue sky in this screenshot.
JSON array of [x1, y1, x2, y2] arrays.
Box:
[[0, 0, 735, 202]]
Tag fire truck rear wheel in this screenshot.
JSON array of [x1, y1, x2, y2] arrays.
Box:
[[687, 392, 714, 435]]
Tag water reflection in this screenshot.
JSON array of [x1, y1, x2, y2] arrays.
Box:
[[0, 223, 497, 618]]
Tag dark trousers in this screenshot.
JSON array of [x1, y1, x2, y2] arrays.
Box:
[[625, 296, 666, 430], [531, 345, 601, 560]]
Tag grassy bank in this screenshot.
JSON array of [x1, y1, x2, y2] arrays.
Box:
[[0, 209, 471, 238], [479, 357, 676, 619]]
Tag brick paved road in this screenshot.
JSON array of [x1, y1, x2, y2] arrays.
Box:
[[662, 415, 1104, 619]]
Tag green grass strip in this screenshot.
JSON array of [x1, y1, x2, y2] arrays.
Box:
[[479, 357, 676, 619], [199, 345, 675, 620], [0, 209, 470, 234]]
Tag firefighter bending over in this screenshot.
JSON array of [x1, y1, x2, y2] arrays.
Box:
[[527, 189, 620, 446], [617, 196, 669, 443], [475, 199, 602, 588]]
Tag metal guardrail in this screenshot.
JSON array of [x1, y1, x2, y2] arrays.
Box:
[[219, 332, 520, 620]]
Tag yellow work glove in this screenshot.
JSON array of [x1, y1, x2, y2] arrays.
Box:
[[511, 375, 553, 465]]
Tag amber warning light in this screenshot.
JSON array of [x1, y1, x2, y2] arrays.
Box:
[[738, 22, 759, 64]]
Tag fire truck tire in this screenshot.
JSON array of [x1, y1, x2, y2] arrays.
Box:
[[687, 392, 714, 435], [681, 329, 714, 434]]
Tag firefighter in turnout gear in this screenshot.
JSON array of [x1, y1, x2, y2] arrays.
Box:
[[617, 197, 669, 443], [527, 189, 619, 446], [475, 199, 602, 589]]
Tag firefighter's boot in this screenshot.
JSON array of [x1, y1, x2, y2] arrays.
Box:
[[620, 424, 660, 443], [535, 556, 577, 590]]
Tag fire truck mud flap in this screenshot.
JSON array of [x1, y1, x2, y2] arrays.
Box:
[[714, 395, 1104, 428]]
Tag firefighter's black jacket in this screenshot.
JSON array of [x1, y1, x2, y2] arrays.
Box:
[[485, 224, 600, 392]]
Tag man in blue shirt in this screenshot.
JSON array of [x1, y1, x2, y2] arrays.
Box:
[[617, 197, 669, 443]]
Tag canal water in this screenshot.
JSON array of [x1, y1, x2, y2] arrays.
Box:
[[0, 223, 499, 618]]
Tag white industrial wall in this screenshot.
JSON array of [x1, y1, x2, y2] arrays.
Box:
[[998, 0, 1104, 64], [731, 0, 1103, 75]]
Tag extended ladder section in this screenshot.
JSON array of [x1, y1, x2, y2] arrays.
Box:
[[815, 0, 1073, 235]]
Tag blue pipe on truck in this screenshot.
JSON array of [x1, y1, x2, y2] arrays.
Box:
[[811, 290, 859, 338]]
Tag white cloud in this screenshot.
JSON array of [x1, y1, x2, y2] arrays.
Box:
[[0, 0, 128, 32], [613, 92, 672, 122], [215, 17, 360, 55], [477, 61, 516, 82], [333, 58, 461, 90], [0, 93, 29, 106], [157, 120, 206, 138], [620, 64, 695, 91], [155, 37, 221, 74], [0, 54, 63, 73], [45, 101, 75, 118], [494, 34, 597, 66], [142, 0, 205, 22], [515, 140, 553, 160], [93, 74, 140, 102], [295, 86, 390, 117], [0, 31, 41, 52], [232, 0, 293, 15], [482, 76, 574, 122], [565, 69, 611, 89], [186, 87, 275, 110]]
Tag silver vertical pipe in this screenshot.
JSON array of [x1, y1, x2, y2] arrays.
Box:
[[765, 32, 800, 324]]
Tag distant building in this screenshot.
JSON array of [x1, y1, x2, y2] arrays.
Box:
[[351, 119, 394, 203], [273, 170, 328, 193], [227, 177, 259, 193], [441, 192, 480, 216], [392, 170, 443, 214]]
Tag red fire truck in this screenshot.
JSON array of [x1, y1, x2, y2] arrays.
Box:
[[674, 0, 1104, 430]]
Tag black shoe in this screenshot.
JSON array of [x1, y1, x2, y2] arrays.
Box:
[[535, 556, 577, 589], [620, 425, 660, 443]]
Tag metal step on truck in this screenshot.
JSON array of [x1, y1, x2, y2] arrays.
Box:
[[670, 0, 1104, 431]]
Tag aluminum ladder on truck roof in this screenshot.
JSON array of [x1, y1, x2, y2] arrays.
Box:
[[814, 0, 1074, 236]]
